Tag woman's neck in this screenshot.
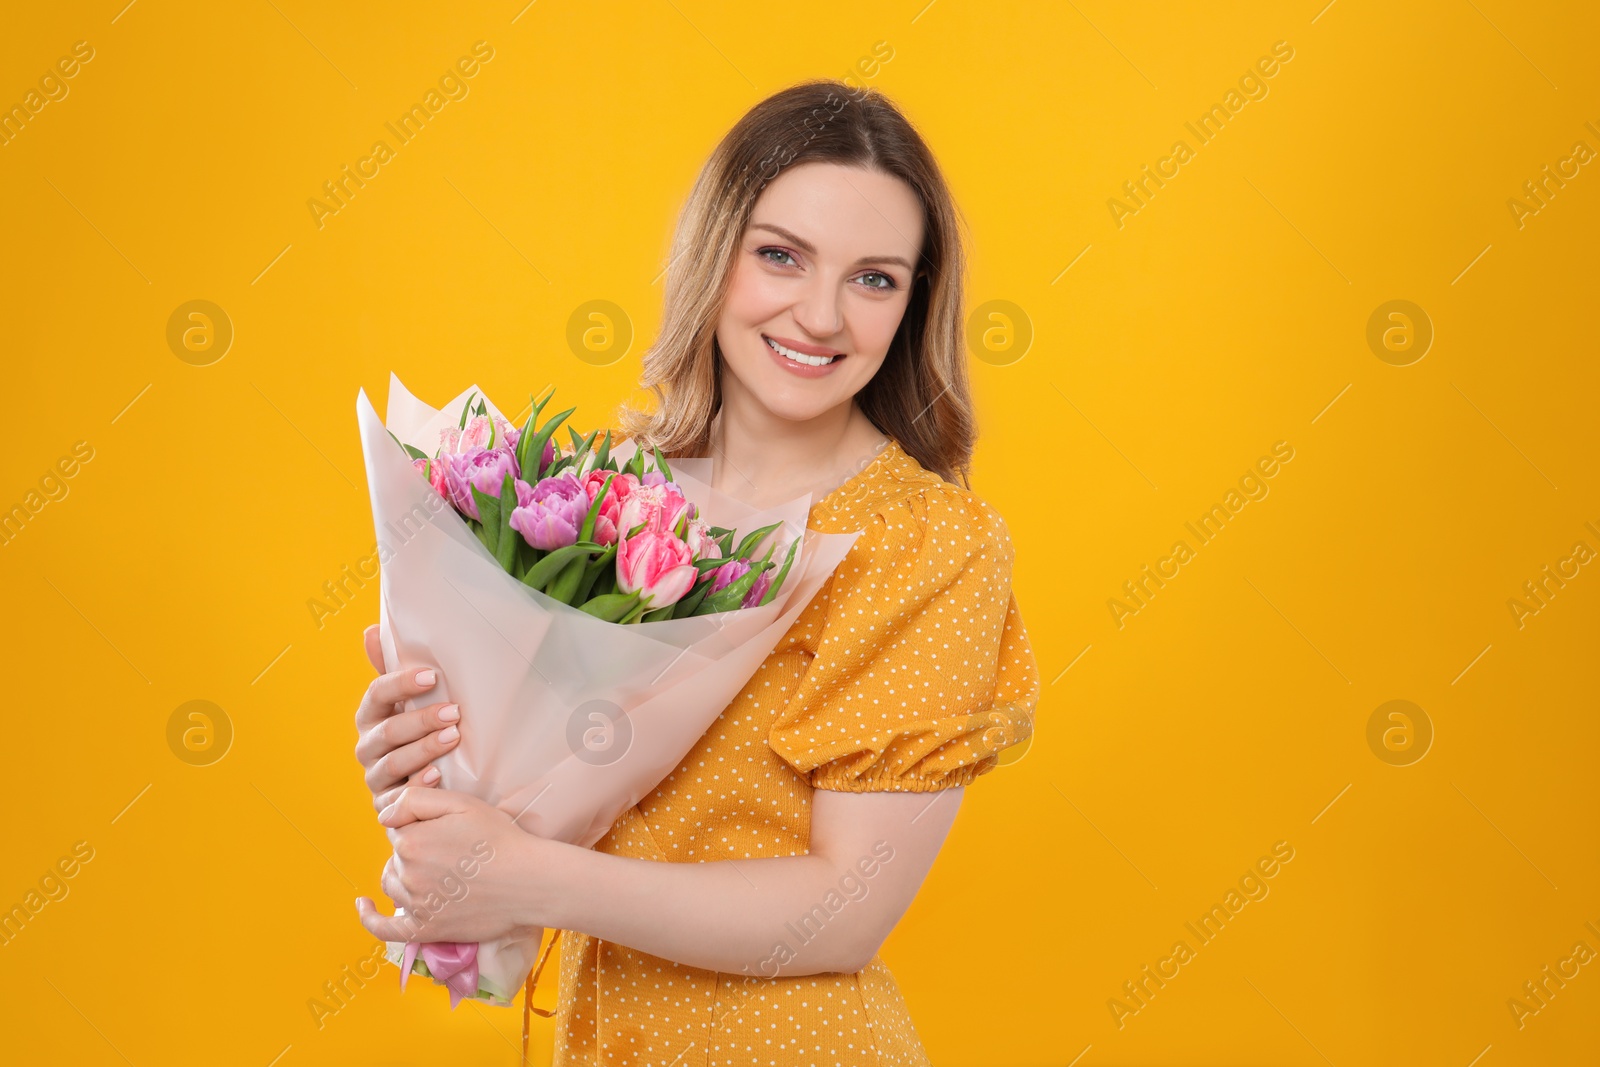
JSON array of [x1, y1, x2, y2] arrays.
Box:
[[706, 402, 888, 511]]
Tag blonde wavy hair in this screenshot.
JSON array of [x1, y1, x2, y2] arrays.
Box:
[[612, 78, 978, 489]]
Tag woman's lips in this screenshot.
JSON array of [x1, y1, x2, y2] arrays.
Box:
[[763, 335, 845, 377], [763, 333, 845, 359]]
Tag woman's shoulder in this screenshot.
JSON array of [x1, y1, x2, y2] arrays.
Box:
[[818, 437, 1016, 574]]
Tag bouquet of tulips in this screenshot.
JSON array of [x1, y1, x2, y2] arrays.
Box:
[[355, 375, 862, 1008], [402, 387, 801, 626]]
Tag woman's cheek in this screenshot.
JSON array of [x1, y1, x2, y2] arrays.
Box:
[[860, 301, 908, 359]]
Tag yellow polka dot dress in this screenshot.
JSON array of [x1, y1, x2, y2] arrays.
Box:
[[549, 435, 1040, 1066]]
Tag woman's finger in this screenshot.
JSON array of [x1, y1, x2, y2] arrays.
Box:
[[354, 666, 442, 733], [355, 896, 414, 943], [355, 700, 459, 767], [380, 854, 403, 904], [373, 766, 441, 814], [379, 786, 473, 828], [364, 624, 384, 674], [363, 716, 460, 797]]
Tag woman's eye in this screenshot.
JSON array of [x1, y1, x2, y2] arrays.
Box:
[[755, 248, 897, 291]]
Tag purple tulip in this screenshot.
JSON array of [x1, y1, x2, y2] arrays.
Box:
[[742, 569, 773, 608], [707, 558, 751, 595], [443, 446, 518, 521], [509, 471, 588, 550]]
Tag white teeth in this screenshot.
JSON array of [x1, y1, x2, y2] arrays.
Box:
[[765, 336, 838, 366]]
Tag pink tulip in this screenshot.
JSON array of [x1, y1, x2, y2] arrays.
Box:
[[493, 416, 521, 452], [440, 417, 551, 476], [399, 940, 480, 1009], [412, 457, 449, 500], [439, 414, 494, 455], [618, 481, 693, 539], [579, 469, 637, 547], [617, 528, 698, 609], [685, 517, 720, 561]]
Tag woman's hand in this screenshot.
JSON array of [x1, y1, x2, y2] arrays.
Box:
[[354, 623, 461, 814], [355, 787, 547, 945]]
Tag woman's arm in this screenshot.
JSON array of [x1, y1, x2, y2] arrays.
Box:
[[358, 784, 964, 977], [541, 786, 964, 975]]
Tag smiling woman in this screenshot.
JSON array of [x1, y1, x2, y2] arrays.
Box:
[[352, 78, 1040, 1067]]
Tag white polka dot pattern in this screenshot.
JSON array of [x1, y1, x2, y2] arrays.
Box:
[[549, 436, 1041, 1066]]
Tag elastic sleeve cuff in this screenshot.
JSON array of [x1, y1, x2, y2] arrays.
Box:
[[810, 754, 998, 794]]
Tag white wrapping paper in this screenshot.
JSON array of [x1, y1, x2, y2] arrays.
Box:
[[356, 374, 863, 1005]]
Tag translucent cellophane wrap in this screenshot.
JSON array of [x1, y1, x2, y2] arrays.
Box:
[[357, 375, 862, 1005]]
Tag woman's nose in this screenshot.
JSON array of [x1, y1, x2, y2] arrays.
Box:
[[791, 278, 844, 339]]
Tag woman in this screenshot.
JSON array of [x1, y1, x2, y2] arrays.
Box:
[[353, 79, 1040, 1065]]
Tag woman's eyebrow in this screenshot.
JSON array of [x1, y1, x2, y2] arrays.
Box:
[[750, 222, 914, 271]]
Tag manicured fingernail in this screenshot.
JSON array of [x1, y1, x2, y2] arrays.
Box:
[[439, 703, 460, 722], [415, 669, 436, 686], [439, 725, 459, 744], [421, 766, 440, 783]]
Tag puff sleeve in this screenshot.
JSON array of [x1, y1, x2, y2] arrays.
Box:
[[768, 485, 1040, 792]]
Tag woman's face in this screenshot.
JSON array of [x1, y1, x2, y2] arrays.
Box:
[[715, 161, 924, 424]]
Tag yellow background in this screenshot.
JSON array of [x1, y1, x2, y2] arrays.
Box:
[[3, 2, 1596, 1064]]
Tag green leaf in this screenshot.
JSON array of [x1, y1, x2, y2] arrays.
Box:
[[579, 472, 616, 544], [758, 533, 802, 606], [520, 542, 600, 591], [515, 390, 556, 478], [469, 516, 496, 556], [591, 558, 618, 597], [642, 605, 675, 622], [574, 541, 617, 603], [472, 485, 501, 556], [651, 444, 672, 484], [671, 580, 711, 618], [594, 431, 614, 470], [495, 472, 519, 572], [731, 521, 782, 562], [521, 405, 577, 483], [515, 391, 551, 474], [577, 591, 643, 622], [547, 556, 587, 603], [387, 427, 431, 463], [459, 391, 478, 430], [514, 536, 537, 580], [694, 560, 770, 615], [567, 429, 600, 478]]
